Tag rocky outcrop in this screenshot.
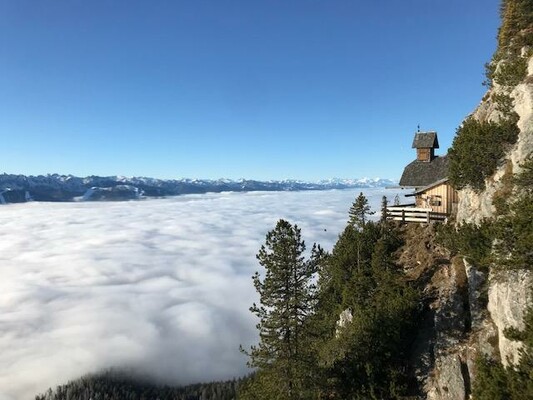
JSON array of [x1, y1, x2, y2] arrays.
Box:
[[0, 188, 31, 204], [422, 256, 485, 400], [81, 185, 144, 201], [427, 355, 466, 400], [423, 52, 533, 398], [335, 309, 353, 337], [395, 225, 470, 398], [488, 270, 532, 365], [464, 260, 487, 330], [396, 223, 505, 399], [456, 54, 533, 224]]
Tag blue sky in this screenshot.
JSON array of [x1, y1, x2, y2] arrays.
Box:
[[0, 0, 500, 181]]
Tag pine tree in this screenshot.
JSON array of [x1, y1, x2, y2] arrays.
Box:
[[379, 196, 388, 223], [348, 192, 375, 229], [240, 219, 322, 400], [347, 193, 377, 272], [379, 195, 391, 233]]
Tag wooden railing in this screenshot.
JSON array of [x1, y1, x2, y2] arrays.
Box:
[[386, 206, 447, 223]]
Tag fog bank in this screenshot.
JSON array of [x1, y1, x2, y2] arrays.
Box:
[[0, 188, 396, 399]]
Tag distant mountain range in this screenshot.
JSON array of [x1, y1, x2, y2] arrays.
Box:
[[0, 174, 397, 203]]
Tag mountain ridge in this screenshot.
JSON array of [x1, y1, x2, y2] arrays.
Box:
[[0, 173, 397, 203]]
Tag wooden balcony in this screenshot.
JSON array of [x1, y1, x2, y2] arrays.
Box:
[[386, 205, 448, 223]]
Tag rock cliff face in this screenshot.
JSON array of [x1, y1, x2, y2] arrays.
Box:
[[394, 226, 492, 399], [488, 270, 531, 366], [456, 50, 533, 373], [456, 56, 533, 224], [404, 52, 532, 399]]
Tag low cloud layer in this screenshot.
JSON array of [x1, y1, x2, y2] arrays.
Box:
[[0, 188, 397, 399]]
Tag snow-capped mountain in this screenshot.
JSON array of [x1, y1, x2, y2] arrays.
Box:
[[0, 173, 397, 203]]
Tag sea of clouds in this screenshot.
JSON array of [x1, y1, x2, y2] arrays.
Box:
[[0, 188, 401, 399]]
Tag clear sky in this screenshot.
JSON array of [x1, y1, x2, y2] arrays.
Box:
[[0, 0, 500, 181]]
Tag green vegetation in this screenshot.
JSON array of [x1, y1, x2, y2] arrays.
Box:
[[472, 355, 512, 400], [494, 57, 529, 87], [514, 155, 533, 189], [445, 156, 533, 398], [440, 155, 533, 272], [497, 0, 533, 49], [247, 164, 529, 398], [435, 153, 533, 398], [448, 117, 519, 191], [348, 192, 375, 228], [484, 0, 533, 88], [241, 196, 420, 399], [436, 221, 493, 269], [450, 0, 531, 191], [380, 195, 389, 226], [35, 372, 243, 400], [239, 220, 323, 400], [492, 156, 533, 271], [316, 229, 418, 399], [492, 160, 514, 215], [417, 10, 533, 382]]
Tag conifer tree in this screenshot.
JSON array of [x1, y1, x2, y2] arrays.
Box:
[[379, 195, 391, 232], [394, 194, 401, 206], [317, 227, 418, 399], [380, 196, 388, 222], [348, 192, 375, 229], [240, 219, 322, 399]]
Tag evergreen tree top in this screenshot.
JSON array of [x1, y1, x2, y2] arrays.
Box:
[[348, 192, 375, 229]]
